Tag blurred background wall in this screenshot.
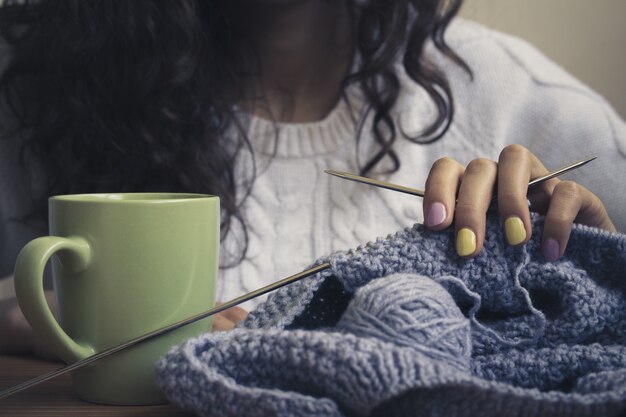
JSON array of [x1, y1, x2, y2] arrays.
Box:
[[460, 0, 626, 118]]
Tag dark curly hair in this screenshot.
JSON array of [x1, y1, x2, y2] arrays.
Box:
[[0, 0, 469, 267]]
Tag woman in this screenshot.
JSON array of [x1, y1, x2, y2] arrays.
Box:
[[0, 0, 624, 358]]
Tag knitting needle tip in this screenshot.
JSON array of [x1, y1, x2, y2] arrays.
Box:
[[324, 170, 425, 197]]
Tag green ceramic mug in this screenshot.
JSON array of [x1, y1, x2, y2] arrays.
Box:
[[14, 193, 219, 405]]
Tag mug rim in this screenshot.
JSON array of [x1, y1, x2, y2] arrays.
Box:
[[50, 193, 218, 204]]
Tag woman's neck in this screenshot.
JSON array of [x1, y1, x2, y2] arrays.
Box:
[[233, 0, 353, 123]]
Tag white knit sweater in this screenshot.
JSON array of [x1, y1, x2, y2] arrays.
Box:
[[216, 19, 626, 308], [1, 20, 625, 306]]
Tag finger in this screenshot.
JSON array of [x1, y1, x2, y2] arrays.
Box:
[[220, 305, 248, 324], [526, 177, 560, 215], [573, 187, 616, 232], [497, 145, 536, 246], [542, 181, 616, 262], [525, 154, 560, 215], [214, 301, 248, 324], [540, 181, 582, 261], [455, 158, 498, 257], [211, 314, 236, 332], [423, 157, 464, 230]]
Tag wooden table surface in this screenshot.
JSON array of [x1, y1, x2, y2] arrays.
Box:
[[0, 355, 193, 416]]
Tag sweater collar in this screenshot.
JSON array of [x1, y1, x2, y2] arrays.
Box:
[[245, 89, 367, 158]]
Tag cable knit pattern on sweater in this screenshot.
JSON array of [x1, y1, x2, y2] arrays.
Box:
[[156, 211, 626, 417]]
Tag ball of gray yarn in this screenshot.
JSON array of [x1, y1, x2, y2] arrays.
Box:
[[336, 273, 471, 371]]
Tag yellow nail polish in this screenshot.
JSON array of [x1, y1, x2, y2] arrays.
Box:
[[505, 216, 526, 245], [456, 228, 476, 256]]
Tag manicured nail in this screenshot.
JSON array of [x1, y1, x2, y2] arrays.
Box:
[[542, 238, 560, 262], [504, 216, 526, 245], [456, 228, 476, 256], [426, 202, 447, 227]]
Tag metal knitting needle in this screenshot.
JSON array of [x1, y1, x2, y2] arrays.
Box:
[[0, 156, 597, 400], [527, 156, 596, 187], [325, 156, 597, 200], [0, 262, 331, 400]]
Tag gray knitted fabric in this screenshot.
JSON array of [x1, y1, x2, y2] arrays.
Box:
[[156, 211, 626, 417]]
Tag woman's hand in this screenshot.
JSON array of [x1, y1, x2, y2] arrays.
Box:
[[0, 293, 247, 360], [0, 291, 60, 361], [211, 302, 248, 331], [423, 144, 616, 261]]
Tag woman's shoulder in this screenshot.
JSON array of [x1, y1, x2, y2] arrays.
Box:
[[442, 18, 600, 97], [398, 18, 626, 158]]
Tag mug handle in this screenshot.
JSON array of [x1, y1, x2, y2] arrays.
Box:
[[14, 236, 95, 363]]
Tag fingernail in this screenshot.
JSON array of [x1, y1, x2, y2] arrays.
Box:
[[426, 202, 447, 227], [505, 216, 526, 245], [456, 228, 476, 257], [542, 238, 560, 262]]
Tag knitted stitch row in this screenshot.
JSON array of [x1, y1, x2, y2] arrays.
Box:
[[156, 211, 626, 417]]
